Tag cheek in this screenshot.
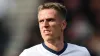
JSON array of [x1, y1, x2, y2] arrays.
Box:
[[39, 25, 43, 33], [51, 24, 62, 37], [51, 23, 62, 32]]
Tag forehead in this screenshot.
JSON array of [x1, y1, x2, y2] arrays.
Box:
[[39, 9, 57, 15], [38, 9, 58, 19]]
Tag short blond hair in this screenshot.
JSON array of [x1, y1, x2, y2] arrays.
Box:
[[38, 2, 67, 20]]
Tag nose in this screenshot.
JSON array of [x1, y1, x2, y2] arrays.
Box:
[[43, 20, 49, 28]]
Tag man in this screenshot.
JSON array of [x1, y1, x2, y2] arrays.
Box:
[[19, 2, 90, 56]]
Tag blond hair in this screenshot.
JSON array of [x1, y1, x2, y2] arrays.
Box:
[[38, 2, 67, 20]]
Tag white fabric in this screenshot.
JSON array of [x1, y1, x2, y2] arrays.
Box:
[[19, 43, 90, 56]]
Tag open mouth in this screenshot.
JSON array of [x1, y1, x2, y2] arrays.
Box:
[[43, 30, 51, 34]]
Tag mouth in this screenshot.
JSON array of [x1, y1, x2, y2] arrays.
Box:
[[44, 30, 50, 32], [43, 30, 51, 34]]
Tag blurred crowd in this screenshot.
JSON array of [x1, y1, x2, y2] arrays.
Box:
[[0, 0, 100, 56]]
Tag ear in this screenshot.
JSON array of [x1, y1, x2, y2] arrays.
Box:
[[61, 20, 67, 30]]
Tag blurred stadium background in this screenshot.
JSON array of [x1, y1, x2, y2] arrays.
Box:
[[0, 0, 100, 56]]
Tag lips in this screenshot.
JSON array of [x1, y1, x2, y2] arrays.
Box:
[[43, 30, 50, 34], [44, 30, 50, 32]]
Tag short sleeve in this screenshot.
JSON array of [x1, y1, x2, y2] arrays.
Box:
[[19, 49, 28, 56], [83, 47, 91, 56]]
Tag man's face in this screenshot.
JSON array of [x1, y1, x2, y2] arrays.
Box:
[[38, 9, 66, 41]]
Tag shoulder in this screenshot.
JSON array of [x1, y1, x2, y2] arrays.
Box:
[[27, 43, 42, 50], [67, 43, 90, 56], [19, 43, 42, 56], [67, 43, 87, 51]]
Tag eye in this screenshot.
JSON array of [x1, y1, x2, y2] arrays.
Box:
[[47, 18, 55, 22], [39, 20, 44, 23]]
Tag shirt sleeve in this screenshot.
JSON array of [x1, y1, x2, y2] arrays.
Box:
[[84, 47, 91, 56], [19, 49, 28, 56]]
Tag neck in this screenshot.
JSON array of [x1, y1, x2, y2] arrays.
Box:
[[44, 39, 64, 52]]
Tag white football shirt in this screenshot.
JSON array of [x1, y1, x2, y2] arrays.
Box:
[[19, 43, 90, 56]]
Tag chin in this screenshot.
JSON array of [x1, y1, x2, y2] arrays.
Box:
[[45, 36, 52, 39], [43, 36, 53, 40]]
